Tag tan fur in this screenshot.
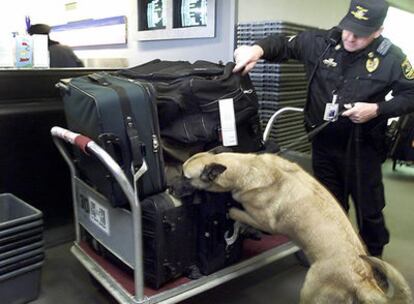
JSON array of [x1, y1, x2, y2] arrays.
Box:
[[183, 152, 413, 304]]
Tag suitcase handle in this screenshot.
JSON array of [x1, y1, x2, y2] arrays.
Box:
[[55, 82, 70, 93], [99, 133, 125, 166], [88, 73, 111, 86]]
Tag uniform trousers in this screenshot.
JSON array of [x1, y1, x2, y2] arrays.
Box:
[[311, 129, 390, 256]]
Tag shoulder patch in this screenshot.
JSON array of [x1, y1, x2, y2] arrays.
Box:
[[402, 57, 414, 80], [376, 38, 392, 56]]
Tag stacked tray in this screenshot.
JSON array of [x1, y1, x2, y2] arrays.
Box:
[[0, 193, 44, 304], [237, 20, 317, 152]]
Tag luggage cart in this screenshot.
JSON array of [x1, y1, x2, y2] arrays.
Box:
[[51, 107, 305, 304]]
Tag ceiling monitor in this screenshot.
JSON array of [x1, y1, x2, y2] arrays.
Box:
[[173, 0, 208, 28], [137, 0, 215, 40], [138, 0, 167, 31]]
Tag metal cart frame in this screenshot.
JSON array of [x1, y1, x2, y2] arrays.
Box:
[[51, 107, 304, 304]]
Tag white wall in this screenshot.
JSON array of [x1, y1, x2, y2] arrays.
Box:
[[0, 0, 236, 67], [383, 7, 414, 61], [2, 0, 413, 67], [237, 0, 350, 29], [237, 0, 414, 61], [127, 0, 236, 66]]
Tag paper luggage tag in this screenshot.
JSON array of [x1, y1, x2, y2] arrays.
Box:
[[219, 98, 238, 146], [323, 103, 339, 121]]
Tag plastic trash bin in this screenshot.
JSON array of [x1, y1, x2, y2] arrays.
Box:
[[0, 193, 44, 303], [0, 193, 42, 231], [0, 227, 43, 247], [0, 261, 43, 304]]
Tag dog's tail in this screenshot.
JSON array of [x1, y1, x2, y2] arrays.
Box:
[[356, 255, 413, 303]]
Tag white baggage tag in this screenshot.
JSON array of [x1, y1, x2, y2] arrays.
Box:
[[219, 98, 238, 146]]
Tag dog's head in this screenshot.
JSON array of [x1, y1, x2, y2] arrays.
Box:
[[182, 151, 236, 192]]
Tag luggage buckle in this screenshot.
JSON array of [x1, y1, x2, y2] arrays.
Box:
[[224, 221, 242, 248]]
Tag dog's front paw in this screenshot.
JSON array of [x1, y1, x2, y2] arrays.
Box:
[[229, 207, 243, 221]]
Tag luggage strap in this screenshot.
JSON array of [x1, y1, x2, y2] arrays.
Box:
[[89, 73, 144, 172], [111, 84, 144, 172]]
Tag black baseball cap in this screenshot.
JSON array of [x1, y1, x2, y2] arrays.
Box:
[[338, 0, 389, 37]]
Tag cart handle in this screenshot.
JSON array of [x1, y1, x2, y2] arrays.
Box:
[[50, 126, 145, 302], [51, 126, 92, 154], [262, 107, 304, 143]]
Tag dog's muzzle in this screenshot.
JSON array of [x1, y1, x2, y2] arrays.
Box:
[[168, 175, 196, 198]]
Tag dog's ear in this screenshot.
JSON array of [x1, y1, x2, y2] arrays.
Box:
[[200, 163, 227, 182], [208, 146, 234, 154]]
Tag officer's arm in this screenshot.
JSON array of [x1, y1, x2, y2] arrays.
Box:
[[255, 31, 310, 63], [233, 31, 314, 75], [377, 57, 414, 118]]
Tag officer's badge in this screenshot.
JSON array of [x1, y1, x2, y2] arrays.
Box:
[[366, 57, 379, 73], [401, 58, 414, 80]]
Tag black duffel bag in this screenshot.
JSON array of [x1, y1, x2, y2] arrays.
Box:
[[118, 59, 262, 157]]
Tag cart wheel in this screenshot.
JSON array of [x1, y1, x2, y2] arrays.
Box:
[[186, 265, 202, 280], [294, 250, 310, 268]]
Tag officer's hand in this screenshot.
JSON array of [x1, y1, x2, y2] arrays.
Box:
[[341, 102, 379, 124], [233, 45, 264, 75]]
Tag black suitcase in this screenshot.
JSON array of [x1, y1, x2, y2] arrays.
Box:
[[141, 191, 198, 289], [60, 72, 166, 207], [192, 191, 244, 275]]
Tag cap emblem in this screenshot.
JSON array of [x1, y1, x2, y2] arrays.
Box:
[[351, 6, 369, 20]]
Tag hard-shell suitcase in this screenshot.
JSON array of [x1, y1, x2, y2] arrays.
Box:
[[141, 191, 197, 289], [82, 190, 198, 289], [60, 72, 166, 207], [193, 191, 244, 275]]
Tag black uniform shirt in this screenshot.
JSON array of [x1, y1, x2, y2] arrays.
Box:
[[256, 28, 414, 139]]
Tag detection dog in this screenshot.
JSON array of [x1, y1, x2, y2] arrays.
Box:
[[181, 151, 413, 303]]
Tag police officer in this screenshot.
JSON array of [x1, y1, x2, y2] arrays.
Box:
[[233, 0, 414, 257], [28, 24, 84, 68]]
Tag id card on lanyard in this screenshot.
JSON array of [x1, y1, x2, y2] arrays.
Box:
[[323, 94, 339, 122]]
